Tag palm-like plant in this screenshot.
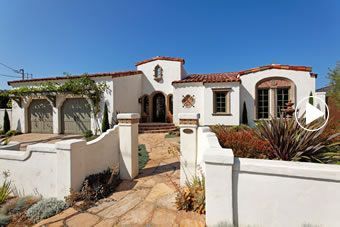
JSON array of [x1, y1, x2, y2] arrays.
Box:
[[255, 116, 339, 163]]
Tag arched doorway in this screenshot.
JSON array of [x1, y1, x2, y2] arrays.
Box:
[[152, 93, 166, 122]]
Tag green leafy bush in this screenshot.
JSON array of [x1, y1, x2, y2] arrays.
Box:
[[26, 198, 67, 223], [83, 130, 93, 139], [101, 103, 110, 133], [5, 130, 20, 137], [138, 144, 149, 170], [3, 110, 10, 133]]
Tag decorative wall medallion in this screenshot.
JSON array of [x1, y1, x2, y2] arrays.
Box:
[[153, 65, 163, 82], [183, 129, 193, 134], [182, 94, 195, 108]]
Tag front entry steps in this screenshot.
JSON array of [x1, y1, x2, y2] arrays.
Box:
[[139, 123, 177, 134]]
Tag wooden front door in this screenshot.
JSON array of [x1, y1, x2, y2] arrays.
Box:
[[152, 93, 166, 122]]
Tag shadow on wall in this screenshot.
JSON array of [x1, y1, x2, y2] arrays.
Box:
[[16, 119, 21, 132], [240, 85, 255, 126]]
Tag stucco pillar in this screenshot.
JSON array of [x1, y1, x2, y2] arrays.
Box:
[[204, 149, 234, 226], [178, 113, 200, 186], [117, 113, 140, 180]]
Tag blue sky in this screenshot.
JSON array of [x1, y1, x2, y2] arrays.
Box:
[[0, 0, 339, 89]]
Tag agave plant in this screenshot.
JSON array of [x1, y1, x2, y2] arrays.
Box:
[[0, 171, 12, 204], [255, 116, 339, 163]]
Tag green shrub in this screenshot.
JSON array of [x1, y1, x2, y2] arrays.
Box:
[[26, 198, 68, 223], [0, 196, 41, 215], [0, 214, 11, 226], [83, 130, 93, 139], [101, 103, 110, 133], [5, 130, 18, 137], [138, 144, 149, 170], [3, 110, 10, 133], [0, 130, 5, 135], [65, 167, 120, 211]]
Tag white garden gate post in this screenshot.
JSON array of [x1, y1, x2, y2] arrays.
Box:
[[117, 113, 140, 180], [178, 113, 200, 186]]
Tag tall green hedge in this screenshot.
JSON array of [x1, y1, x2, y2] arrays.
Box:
[[101, 103, 110, 133], [3, 110, 10, 133]]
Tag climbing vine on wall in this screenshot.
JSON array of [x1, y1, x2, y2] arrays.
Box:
[[8, 75, 109, 117]]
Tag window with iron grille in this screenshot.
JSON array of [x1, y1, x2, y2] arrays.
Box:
[[257, 89, 269, 119]]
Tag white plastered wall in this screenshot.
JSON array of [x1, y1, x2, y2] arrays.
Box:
[[240, 69, 316, 126], [173, 82, 240, 126], [137, 60, 184, 96]]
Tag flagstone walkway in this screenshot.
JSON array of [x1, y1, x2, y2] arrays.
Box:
[[35, 133, 205, 227]]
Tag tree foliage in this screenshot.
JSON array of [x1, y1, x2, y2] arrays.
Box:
[[328, 62, 340, 107], [7, 75, 108, 117], [309, 91, 313, 105], [101, 103, 110, 133]]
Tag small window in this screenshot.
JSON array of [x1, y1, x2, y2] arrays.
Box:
[[257, 89, 269, 119], [154, 65, 163, 81], [276, 88, 289, 117], [213, 89, 231, 114]]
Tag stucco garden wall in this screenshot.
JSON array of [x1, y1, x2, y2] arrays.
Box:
[[240, 69, 316, 126], [178, 115, 340, 226], [0, 113, 140, 199]]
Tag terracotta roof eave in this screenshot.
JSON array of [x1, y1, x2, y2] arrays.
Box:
[[238, 64, 312, 76], [7, 70, 143, 86], [136, 56, 185, 66]]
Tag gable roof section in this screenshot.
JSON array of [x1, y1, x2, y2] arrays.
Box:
[[238, 64, 312, 76], [8, 70, 142, 86], [135, 56, 185, 66], [172, 72, 240, 84]]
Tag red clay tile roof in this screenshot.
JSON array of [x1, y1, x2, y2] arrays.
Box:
[[238, 64, 312, 75], [173, 64, 314, 84], [135, 56, 185, 66], [7, 70, 142, 85], [172, 72, 240, 84]]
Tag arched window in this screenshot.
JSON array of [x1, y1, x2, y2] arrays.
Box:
[[256, 78, 295, 119], [154, 65, 163, 81]]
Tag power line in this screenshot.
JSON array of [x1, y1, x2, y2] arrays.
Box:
[[0, 73, 21, 78], [0, 62, 19, 73]]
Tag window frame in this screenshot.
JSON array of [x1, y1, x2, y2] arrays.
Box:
[[212, 88, 232, 116], [257, 88, 270, 119]]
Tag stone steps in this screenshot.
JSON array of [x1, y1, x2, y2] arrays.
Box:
[[139, 123, 177, 134]]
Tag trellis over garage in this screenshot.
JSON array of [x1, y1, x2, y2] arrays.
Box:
[[7, 56, 326, 134]]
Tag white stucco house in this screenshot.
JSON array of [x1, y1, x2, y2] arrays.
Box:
[[7, 56, 323, 134]]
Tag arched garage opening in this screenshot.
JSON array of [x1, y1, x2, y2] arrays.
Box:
[[61, 98, 91, 134], [28, 99, 53, 133]]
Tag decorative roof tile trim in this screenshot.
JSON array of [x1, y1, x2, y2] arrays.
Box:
[[8, 70, 143, 85], [172, 72, 240, 85], [238, 64, 312, 76], [135, 56, 185, 66]]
